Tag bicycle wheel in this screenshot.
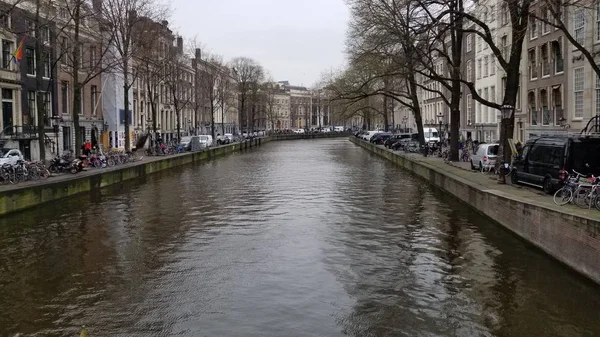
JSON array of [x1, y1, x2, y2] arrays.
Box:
[[553, 187, 573, 206], [573, 187, 591, 208]]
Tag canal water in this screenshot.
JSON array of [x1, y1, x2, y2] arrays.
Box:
[[1, 139, 599, 337]]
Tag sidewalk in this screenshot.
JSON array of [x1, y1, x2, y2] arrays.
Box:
[[398, 149, 600, 220], [0, 153, 179, 193]]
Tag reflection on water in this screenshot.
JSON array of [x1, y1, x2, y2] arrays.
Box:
[[0, 139, 599, 337]]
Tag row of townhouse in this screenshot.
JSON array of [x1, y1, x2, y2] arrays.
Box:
[[264, 81, 335, 131], [417, 0, 600, 145], [0, 0, 240, 160]]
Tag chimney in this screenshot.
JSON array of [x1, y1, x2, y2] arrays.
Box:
[[177, 36, 183, 54], [195, 48, 201, 60]]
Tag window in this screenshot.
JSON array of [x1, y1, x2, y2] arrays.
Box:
[[491, 86, 496, 104], [42, 91, 51, 122], [573, 8, 585, 46], [551, 39, 563, 74], [63, 126, 71, 151], [484, 56, 489, 77], [91, 85, 97, 115], [541, 44, 549, 77], [501, 3, 508, 25], [477, 58, 482, 79], [61, 81, 68, 115], [574, 67, 584, 118], [596, 74, 600, 117], [2, 40, 12, 69], [27, 20, 35, 37], [466, 60, 472, 81], [596, 4, 600, 42], [477, 36, 482, 52], [483, 87, 489, 121], [477, 89, 482, 123], [43, 52, 50, 77], [501, 35, 508, 59], [490, 5, 496, 21], [490, 57, 496, 75], [26, 48, 35, 75], [80, 126, 86, 143], [89, 45, 96, 68], [529, 48, 537, 79], [541, 89, 551, 125], [40, 26, 50, 44], [467, 94, 473, 123], [542, 7, 550, 34], [0, 13, 11, 29], [80, 85, 84, 115], [466, 34, 472, 52], [27, 91, 36, 124], [530, 16, 537, 39]]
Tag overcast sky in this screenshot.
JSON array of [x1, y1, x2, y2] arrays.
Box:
[[171, 0, 349, 87]]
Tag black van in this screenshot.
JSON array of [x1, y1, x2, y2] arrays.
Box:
[[511, 135, 600, 194]]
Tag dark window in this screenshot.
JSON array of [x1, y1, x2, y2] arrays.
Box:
[[541, 146, 563, 166], [80, 126, 85, 142], [2, 40, 12, 69], [63, 126, 71, 151], [43, 52, 50, 77], [90, 85, 97, 114], [528, 145, 542, 161], [25, 48, 34, 75], [61, 81, 68, 114]]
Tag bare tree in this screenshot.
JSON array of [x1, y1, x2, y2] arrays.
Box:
[[163, 38, 193, 142], [215, 63, 233, 135], [195, 53, 222, 139], [101, 0, 168, 151], [230, 57, 263, 134], [262, 79, 277, 131], [55, 0, 118, 155]]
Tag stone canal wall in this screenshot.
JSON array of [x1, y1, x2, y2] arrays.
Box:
[[271, 132, 352, 141], [0, 137, 268, 217], [350, 136, 600, 285]]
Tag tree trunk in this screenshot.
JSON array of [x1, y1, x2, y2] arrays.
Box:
[[407, 74, 426, 156], [72, 1, 82, 156], [176, 108, 181, 141], [123, 57, 130, 151], [449, 0, 464, 162], [210, 101, 215, 139], [34, 0, 45, 161], [221, 105, 225, 135]]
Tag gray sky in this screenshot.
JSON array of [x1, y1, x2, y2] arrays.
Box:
[[171, 0, 349, 87]]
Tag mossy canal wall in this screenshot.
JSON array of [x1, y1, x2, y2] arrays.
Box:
[[0, 137, 268, 217]]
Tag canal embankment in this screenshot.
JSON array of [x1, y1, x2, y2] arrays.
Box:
[[0, 137, 268, 217], [270, 132, 352, 141], [350, 136, 600, 285]]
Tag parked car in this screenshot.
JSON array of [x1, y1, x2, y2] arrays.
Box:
[[512, 135, 600, 194], [361, 130, 382, 141], [470, 143, 499, 171], [0, 149, 24, 165], [199, 135, 213, 148], [392, 138, 413, 151], [370, 132, 393, 144]]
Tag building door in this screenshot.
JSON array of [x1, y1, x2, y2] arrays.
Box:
[[19, 140, 30, 160], [2, 101, 12, 134]]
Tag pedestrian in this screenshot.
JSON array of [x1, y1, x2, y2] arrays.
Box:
[[84, 140, 92, 156]]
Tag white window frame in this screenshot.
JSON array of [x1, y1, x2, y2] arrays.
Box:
[[573, 8, 585, 47], [484, 56, 489, 77], [467, 94, 473, 123], [490, 57, 496, 75], [574, 67, 584, 119], [530, 16, 538, 40], [477, 58, 482, 79], [467, 34, 472, 52], [466, 60, 472, 81], [596, 4, 600, 43]]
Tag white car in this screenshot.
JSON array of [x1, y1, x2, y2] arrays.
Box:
[[361, 130, 381, 141], [0, 149, 24, 166], [471, 143, 499, 170], [199, 135, 213, 148], [295, 129, 305, 134]]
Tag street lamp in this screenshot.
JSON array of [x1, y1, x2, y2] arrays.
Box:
[[498, 105, 515, 184]]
